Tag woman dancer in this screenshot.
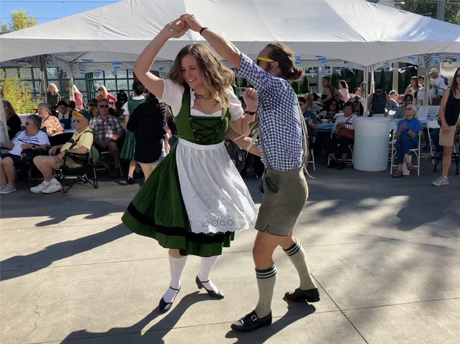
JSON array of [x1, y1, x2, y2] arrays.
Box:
[[122, 18, 258, 312]]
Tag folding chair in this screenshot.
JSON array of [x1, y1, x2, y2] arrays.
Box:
[[97, 151, 123, 177], [427, 120, 440, 164], [307, 149, 315, 171], [55, 146, 99, 193], [390, 133, 421, 176], [327, 131, 353, 166]]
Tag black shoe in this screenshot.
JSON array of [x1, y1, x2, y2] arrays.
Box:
[[158, 286, 180, 312], [328, 159, 338, 168], [195, 276, 224, 299], [231, 311, 272, 332], [108, 169, 120, 179], [284, 288, 320, 303], [337, 161, 346, 170], [126, 177, 135, 185]]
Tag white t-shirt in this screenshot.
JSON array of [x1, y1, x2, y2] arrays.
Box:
[[417, 86, 425, 103], [9, 130, 50, 156], [430, 76, 447, 90], [159, 79, 243, 121], [122, 95, 145, 115]]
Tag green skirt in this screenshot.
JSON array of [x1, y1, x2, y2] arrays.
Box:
[[121, 145, 235, 257], [120, 130, 136, 161]]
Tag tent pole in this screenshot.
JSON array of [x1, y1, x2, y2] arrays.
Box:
[[363, 66, 369, 116]]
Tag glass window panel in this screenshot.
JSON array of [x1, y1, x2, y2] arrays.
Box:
[[116, 69, 127, 78], [128, 79, 133, 91], [47, 67, 60, 79], [117, 80, 128, 91], [5, 68, 18, 78], [74, 79, 86, 92], [33, 68, 42, 79], [105, 80, 116, 92], [19, 67, 33, 79]]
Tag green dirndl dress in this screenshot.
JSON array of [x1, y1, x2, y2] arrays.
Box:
[[122, 90, 257, 257]]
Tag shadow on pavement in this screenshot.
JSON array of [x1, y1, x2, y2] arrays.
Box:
[[0, 224, 131, 280]]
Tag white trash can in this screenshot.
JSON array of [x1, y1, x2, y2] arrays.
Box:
[[353, 117, 390, 172]]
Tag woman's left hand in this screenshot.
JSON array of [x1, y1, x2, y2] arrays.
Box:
[[180, 14, 204, 32]]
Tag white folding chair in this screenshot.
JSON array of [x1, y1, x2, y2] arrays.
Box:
[[427, 120, 440, 163], [390, 133, 421, 176], [388, 122, 398, 169], [307, 149, 315, 171]]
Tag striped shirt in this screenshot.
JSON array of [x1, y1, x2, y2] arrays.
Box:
[[332, 114, 358, 133]]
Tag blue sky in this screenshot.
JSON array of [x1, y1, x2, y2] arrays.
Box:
[[1, 0, 120, 25]]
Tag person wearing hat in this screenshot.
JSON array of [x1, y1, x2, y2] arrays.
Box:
[[428, 68, 447, 106], [31, 110, 94, 194], [57, 100, 72, 129]]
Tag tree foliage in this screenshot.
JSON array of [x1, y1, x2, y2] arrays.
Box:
[[1, 9, 37, 33], [1, 70, 38, 113], [301, 75, 310, 94], [349, 72, 358, 93], [331, 72, 339, 90], [291, 80, 300, 94], [396, 0, 460, 25]]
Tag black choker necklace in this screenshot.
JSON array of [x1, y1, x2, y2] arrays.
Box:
[[195, 93, 205, 100]]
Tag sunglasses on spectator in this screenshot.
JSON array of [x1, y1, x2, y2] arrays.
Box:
[[75, 119, 82, 123], [99, 105, 109, 108], [330, 103, 337, 107], [405, 108, 413, 111], [256, 57, 274, 66], [456, 74, 460, 78], [399, 103, 404, 105]]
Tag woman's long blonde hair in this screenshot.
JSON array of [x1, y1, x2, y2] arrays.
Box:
[[167, 44, 235, 107], [48, 83, 59, 93], [98, 85, 108, 98], [2, 100, 17, 121]]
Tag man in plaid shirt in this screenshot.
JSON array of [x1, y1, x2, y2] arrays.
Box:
[[181, 14, 319, 332], [89, 98, 123, 177]]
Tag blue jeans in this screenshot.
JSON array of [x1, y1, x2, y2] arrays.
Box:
[[395, 139, 418, 164]]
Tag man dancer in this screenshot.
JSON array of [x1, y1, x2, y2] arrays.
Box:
[[181, 14, 320, 332]]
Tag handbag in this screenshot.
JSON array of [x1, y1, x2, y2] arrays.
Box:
[[336, 116, 355, 140]]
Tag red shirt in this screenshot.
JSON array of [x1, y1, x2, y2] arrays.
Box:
[[97, 94, 117, 102]]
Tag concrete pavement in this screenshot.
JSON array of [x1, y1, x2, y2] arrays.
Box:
[[1, 159, 459, 344]]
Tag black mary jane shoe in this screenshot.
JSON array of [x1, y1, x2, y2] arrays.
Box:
[[231, 310, 272, 332], [158, 286, 180, 312], [195, 276, 224, 299], [284, 288, 320, 303]]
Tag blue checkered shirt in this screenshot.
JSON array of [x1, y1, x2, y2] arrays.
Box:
[[237, 53, 303, 171]]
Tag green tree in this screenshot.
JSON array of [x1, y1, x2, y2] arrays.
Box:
[[1, 70, 38, 113], [404, 70, 412, 93], [349, 71, 358, 93], [331, 72, 339, 90], [301, 75, 310, 94], [291, 81, 300, 94], [1, 9, 37, 33], [398, 72, 405, 94], [378, 70, 386, 91], [387, 71, 394, 93], [396, 0, 460, 25]]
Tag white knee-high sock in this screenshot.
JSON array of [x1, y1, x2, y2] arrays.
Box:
[[163, 255, 187, 303], [198, 255, 220, 293], [255, 264, 277, 318], [284, 240, 317, 290]]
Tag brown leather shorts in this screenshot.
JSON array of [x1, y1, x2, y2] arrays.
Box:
[[255, 167, 308, 236]]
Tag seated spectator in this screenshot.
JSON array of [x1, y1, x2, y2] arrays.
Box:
[[89, 104, 98, 119], [351, 87, 364, 105], [57, 100, 72, 129], [90, 98, 123, 178], [305, 93, 322, 114], [394, 94, 413, 119], [0, 115, 49, 194], [327, 102, 357, 170], [353, 100, 364, 117], [299, 97, 318, 148], [68, 100, 76, 113], [31, 110, 94, 194], [2, 100, 22, 140], [38, 103, 64, 137], [388, 90, 399, 109], [392, 105, 421, 178], [318, 101, 339, 122]]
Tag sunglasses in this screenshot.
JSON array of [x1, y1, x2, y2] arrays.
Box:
[[330, 103, 337, 107], [75, 119, 82, 123], [256, 56, 274, 66], [399, 103, 404, 105], [99, 105, 109, 108], [456, 74, 460, 78], [405, 108, 413, 111]]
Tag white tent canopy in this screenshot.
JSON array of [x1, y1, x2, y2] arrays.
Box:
[[1, 0, 459, 71]]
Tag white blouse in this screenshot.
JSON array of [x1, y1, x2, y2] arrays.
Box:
[[159, 79, 243, 121]]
